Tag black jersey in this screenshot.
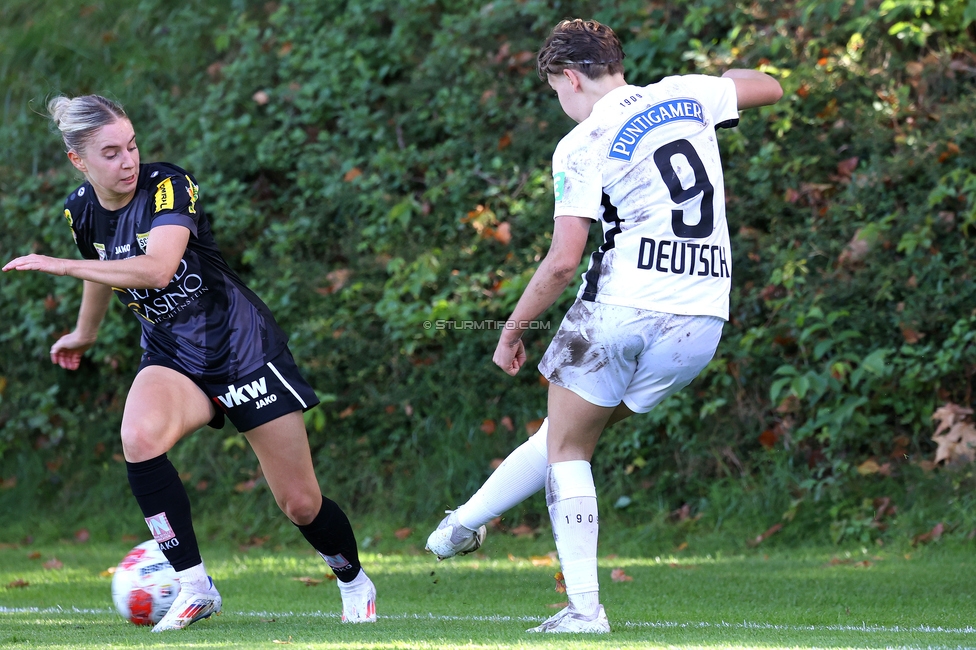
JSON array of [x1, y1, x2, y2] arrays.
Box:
[[63, 162, 289, 382]]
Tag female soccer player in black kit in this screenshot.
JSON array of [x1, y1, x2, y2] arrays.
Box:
[[3, 94, 376, 631]]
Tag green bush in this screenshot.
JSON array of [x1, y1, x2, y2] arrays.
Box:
[[2, 0, 975, 544]]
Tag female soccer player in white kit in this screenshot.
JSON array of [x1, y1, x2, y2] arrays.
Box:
[[427, 18, 782, 633]]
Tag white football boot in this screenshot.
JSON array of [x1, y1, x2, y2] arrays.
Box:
[[151, 576, 221, 632], [425, 510, 487, 560], [526, 604, 610, 634], [338, 570, 377, 623]]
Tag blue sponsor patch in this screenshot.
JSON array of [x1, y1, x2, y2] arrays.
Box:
[[607, 98, 706, 162]]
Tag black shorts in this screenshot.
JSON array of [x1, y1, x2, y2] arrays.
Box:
[[138, 346, 320, 432]]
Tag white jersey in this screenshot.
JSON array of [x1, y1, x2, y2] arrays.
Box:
[[551, 75, 740, 319]]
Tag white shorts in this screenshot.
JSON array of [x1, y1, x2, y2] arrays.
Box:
[[538, 300, 724, 413]]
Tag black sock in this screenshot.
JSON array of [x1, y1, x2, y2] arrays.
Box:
[[126, 454, 201, 572], [296, 496, 362, 583]]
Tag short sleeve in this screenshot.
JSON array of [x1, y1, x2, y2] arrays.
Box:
[[149, 172, 201, 238], [551, 137, 604, 221], [63, 190, 98, 260], [685, 75, 739, 129]]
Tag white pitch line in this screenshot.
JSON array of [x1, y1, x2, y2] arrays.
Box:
[[3, 606, 976, 637], [1, 606, 114, 615], [620, 620, 976, 635]]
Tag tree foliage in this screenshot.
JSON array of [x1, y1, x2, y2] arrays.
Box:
[[1, 0, 975, 539]]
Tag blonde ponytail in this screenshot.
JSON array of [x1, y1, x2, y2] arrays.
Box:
[[47, 94, 127, 155]]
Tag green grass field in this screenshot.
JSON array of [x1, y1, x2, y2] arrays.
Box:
[[2, 532, 975, 649]]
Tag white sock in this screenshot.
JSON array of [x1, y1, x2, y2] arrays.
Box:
[[175, 562, 209, 591], [455, 419, 549, 530], [547, 460, 599, 617], [336, 568, 369, 592]]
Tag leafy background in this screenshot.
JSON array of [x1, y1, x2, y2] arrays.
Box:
[[1, 0, 976, 550]]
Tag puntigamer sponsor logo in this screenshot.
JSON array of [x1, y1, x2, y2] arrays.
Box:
[[608, 98, 706, 162]]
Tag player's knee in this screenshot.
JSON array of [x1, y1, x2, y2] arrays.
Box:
[[277, 490, 321, 526], [547, 436, 593, 463], [120, 422, 170, 462]]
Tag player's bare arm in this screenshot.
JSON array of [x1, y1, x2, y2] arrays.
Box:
[[721, 69, 783, 109], [50, 280, 113, 370], [3, 224, 190, 289], [492, 215, 590, 375]]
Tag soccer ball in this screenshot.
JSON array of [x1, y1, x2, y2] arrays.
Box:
[[111, 540, 181, 626]]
